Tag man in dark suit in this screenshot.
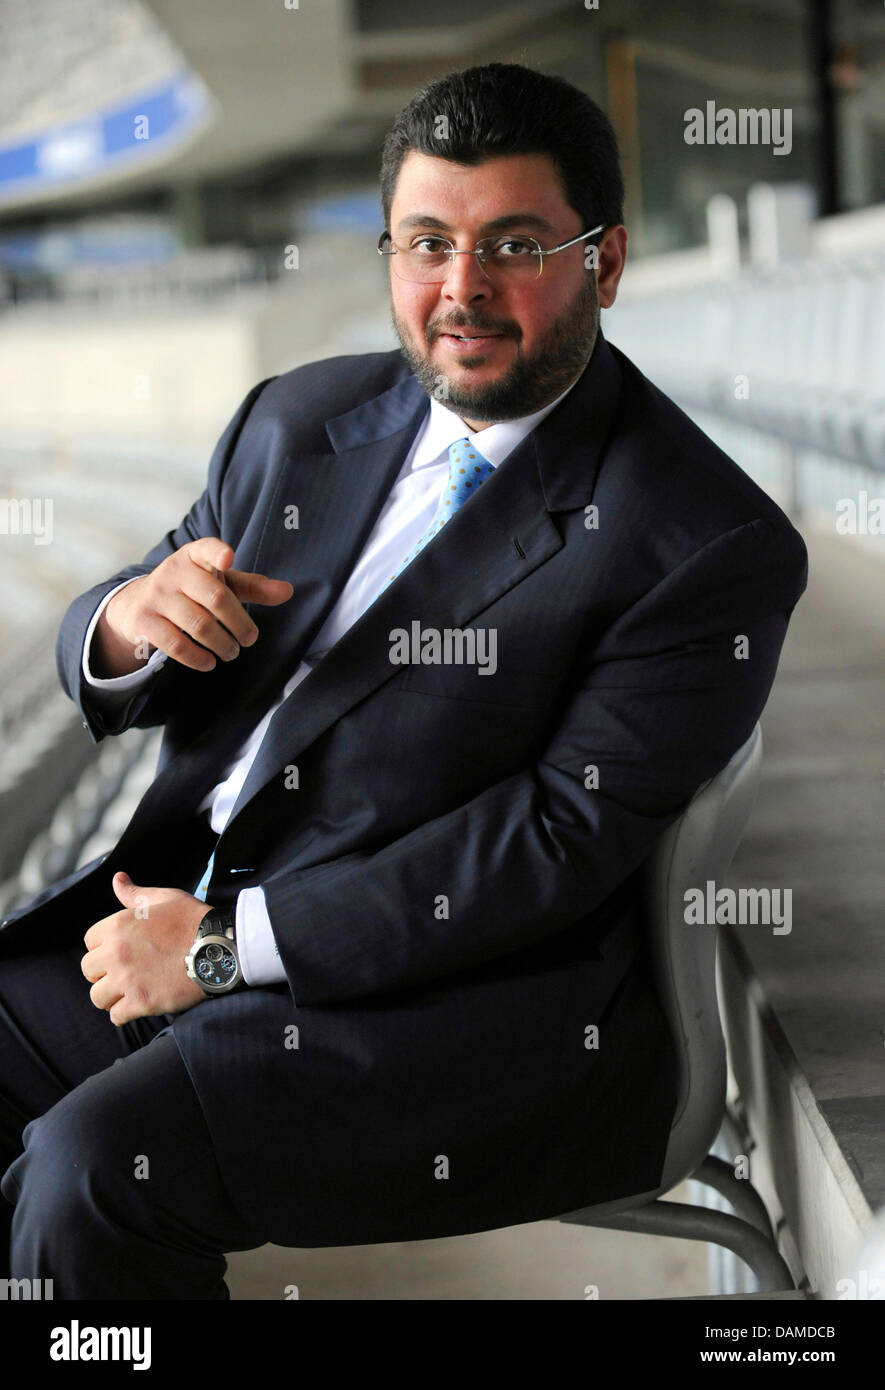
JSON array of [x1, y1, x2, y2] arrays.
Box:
[[0, 63, 807, 1298]]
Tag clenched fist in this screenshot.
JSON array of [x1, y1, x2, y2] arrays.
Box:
[[81, 871, 218, 1025]]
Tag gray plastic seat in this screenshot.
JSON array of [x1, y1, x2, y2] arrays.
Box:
[[559, 722, 797, 1293]]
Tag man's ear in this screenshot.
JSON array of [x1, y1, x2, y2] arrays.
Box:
[[595, 225, 628, 310]]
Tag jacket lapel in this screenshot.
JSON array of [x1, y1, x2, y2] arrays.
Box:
[[216, 379, 431, 730]]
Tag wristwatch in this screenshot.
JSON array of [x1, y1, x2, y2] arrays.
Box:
[[185, 904, 244, 996]]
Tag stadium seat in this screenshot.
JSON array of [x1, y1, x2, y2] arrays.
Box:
[[558, 723, 797, 1295]]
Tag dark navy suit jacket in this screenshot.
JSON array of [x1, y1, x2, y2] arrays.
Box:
[[1, 329, 808, 1245]]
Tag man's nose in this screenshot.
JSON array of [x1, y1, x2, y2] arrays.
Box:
[[441, 250, 494, 305]]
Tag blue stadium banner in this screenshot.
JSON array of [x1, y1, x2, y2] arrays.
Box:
[[0, 72, 213, 202]]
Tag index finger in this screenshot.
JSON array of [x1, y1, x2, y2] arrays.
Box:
[[83, 905, 124, 947], [185, 539, 292, 605], [84, 920, 107, 948], [222, 568, 294, 605]]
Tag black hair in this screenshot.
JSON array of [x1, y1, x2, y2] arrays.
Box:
[[380, 62, 624, 238]]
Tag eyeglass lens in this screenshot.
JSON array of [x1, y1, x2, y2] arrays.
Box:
[[390, 235, 543, 282]]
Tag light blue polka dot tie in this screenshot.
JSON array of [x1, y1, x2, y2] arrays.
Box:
[[382, 437, 495, 592], [193, 849, 216, 901]]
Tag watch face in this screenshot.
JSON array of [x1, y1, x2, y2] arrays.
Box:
[[195, 940, 238, 990]]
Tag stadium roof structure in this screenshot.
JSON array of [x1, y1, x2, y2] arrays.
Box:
[[0, 0, 354, 211]]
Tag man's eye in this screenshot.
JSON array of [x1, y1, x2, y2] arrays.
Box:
[[411, 237, 449, 254], [492, 238, 535, 256]]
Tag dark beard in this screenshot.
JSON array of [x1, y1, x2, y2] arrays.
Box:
[[391, 273, 599, 422]]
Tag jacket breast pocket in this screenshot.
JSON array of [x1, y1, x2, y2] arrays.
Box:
[[391, 661, 555, 709]]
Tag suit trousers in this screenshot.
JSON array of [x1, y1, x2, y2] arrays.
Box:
[[0, 910, 264, 1299]]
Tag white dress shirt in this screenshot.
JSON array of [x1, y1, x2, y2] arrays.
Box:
[[81, 373, 580, 985]]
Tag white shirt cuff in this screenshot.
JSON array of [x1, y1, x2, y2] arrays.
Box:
[[82, 578, 168, 689], [236, 885, 287, 986]]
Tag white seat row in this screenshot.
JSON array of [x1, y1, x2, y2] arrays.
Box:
[[605, 254, 885, 470]]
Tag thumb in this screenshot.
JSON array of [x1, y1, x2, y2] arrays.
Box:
[[111, 869, 136, 902]]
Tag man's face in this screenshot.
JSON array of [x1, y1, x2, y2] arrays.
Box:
[[386, 150, 626, 428]]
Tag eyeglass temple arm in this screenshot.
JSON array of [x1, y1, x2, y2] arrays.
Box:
[[544, 223, 606, 256]]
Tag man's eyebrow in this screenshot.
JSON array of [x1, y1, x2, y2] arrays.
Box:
[[396, 212, 560, 236]]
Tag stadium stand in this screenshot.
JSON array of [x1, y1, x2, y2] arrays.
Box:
[[1, 0, 883, 1302]]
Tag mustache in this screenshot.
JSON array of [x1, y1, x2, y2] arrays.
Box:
[[428, 318, 518, 339]]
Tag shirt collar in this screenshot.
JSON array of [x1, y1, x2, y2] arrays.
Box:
[[408, 371, 583, 472]]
